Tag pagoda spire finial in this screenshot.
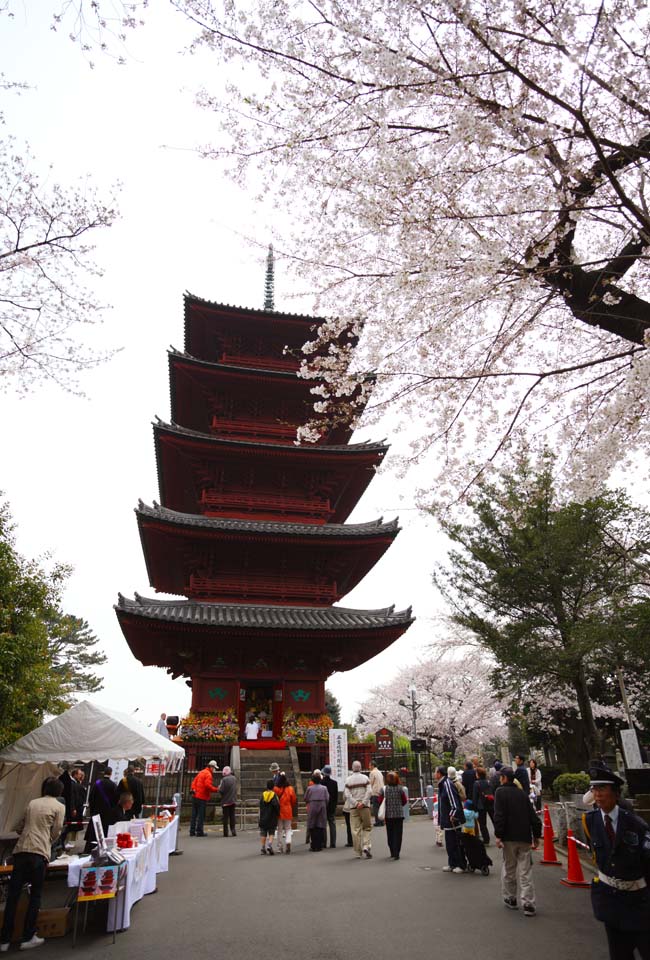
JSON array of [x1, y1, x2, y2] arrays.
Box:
[[263, 243, 275, 311]]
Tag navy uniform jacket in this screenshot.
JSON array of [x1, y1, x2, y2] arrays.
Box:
[[583, 805, 650, 931]]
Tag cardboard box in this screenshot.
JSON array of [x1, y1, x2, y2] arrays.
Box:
[[0, 898, 71, 943]]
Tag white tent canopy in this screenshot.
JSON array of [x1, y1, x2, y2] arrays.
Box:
[[0, 701, 184, 767], [0, 701, 185, 834]]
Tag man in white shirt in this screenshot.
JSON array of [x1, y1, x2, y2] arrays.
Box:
[[155, 713, 170, 739]]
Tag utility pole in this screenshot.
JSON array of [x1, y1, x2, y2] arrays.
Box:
[[400, 683, 424, 804]]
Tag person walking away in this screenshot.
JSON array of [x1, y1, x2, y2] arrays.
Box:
[[435, 765, 467, 873], [369, 761, 385, 827], [379, 771, 407, 860], [259, 780, 280, 854], [344, 761, 373, 859], [472, 766, 494, 844], [190, 760, 219, 837], [273, 773, 297, 853], [0, 778, 65, 952], [583, 765, 650, 960], [321, 765, 338, 848], [493, 765, 542, 917], [461, 762, 476, 801], [218, 765, 238, 837], [528, 759, 542, 812], [513, 754, 530, 793], [446, 766, 466, 801], [304, 771, 329, 852]]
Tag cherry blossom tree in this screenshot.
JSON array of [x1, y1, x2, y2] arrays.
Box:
[[174, 0, 650, 499], [356, 651, 507, 755], [0, 140, 117, 391]]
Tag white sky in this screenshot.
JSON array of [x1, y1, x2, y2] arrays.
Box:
[[0, 3, 448, 728]]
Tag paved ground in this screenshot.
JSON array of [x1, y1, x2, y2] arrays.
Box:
[[44, 820, 608, 960]]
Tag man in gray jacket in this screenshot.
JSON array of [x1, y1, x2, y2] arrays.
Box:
[[218, 766, 238, 837], [343, 761, 373, 859]]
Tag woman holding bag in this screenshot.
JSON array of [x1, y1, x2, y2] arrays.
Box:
[[379, 771, 408, 860]]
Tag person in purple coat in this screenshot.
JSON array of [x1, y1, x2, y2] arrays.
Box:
[[304, 770, 329, 852]]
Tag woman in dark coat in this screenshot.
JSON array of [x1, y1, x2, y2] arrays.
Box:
[[379, 771, 407, 860], [304, 771, 329, 852], [472, 766, 494, 844]]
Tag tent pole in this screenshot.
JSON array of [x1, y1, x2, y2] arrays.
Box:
[[153, 760, 162, 836]]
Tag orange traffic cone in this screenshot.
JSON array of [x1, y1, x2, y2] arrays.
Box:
[[540, 806, 561, 865], [560, 830, 590, 887]]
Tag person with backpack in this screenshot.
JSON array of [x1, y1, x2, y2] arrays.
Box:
[[582, 765, 650, 960], [259, 780, 280, 855], [472, 766, 494, 844], [190, 760, 220, 837]]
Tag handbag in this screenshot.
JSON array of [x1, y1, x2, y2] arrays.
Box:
[[378, 798, 386, 821]]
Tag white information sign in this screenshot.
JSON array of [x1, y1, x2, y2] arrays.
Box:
[[328, 729, 348, 787], [621, 728, 643, 769]]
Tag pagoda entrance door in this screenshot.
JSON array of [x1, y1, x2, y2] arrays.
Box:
[[239, 682, 284, 740]]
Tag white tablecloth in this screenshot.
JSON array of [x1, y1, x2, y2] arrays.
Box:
[[67, 817, 179, 931]]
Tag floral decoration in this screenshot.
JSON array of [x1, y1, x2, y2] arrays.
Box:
[[179, 710, 240, 742], [281, 709, 333, 743]]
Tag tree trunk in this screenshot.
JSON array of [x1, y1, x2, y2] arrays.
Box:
[[573, 668, 598, 766]]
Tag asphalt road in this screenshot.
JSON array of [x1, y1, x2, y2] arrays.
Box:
[[45, 819, 609, 960]]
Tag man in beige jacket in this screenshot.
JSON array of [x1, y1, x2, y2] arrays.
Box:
[[0, 778, 65, 952]]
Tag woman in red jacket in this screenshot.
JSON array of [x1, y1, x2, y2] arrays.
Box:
[[273, 773, 297, 854]]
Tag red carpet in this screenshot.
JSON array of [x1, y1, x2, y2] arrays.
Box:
[[239, 740, 287, 750]]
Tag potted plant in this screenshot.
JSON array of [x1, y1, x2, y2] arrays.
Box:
[[552, 772, 590, 802]]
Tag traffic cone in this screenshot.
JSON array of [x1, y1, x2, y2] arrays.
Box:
[[540, 806, 561, 865], [560, 830, 590, 887]]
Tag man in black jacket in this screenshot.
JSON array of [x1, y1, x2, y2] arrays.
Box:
[[321, 765, 339, 849], [494, 766, 542, 917], [435, 765, 467, 873]]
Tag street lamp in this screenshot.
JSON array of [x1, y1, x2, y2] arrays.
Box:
[[399, 683, 425, 802]]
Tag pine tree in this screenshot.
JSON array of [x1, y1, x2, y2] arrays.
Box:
[[263, 244, 275, 311]]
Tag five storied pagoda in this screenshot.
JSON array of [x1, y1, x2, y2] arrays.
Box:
[[115, 285, 413, 743]]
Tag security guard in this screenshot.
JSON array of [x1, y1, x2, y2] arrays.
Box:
[[582, 766, 650, 960]]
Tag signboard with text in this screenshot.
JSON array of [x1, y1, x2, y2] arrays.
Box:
[[375, 728, 394, 755], [144, 760, 167, 777], [329, 729, 348, 786]]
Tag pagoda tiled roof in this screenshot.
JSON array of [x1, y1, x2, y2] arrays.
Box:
[[153, 419, 389, 456], [168, 347, 305, 382], [184, 291, 326, 327], [116, 593, 414, 631], [136, 501, 399, 538]]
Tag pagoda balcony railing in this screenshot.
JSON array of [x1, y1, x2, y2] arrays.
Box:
[[188, 573, 338, 605], [219, 352, 299, 373], [210, 415, 299, 443], [200, 489, 333, 522]]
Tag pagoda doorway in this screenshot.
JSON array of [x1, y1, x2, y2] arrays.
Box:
[[239, 682, 284, 741]]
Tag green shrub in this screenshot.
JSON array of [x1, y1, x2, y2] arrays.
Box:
[[552, 772, 590, 798]]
